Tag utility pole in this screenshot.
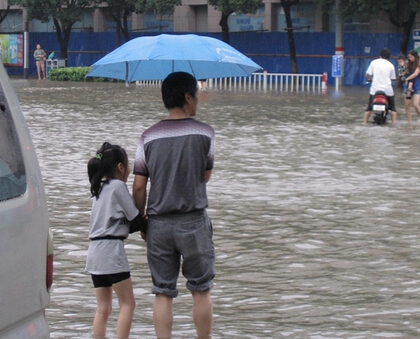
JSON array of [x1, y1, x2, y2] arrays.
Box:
[[24, 20, 28, 79], [335, 0, 344, 90]]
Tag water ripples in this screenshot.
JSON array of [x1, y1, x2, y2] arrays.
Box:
[[12, 80, 420, 338]]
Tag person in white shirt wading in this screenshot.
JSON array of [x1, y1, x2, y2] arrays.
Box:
[[364, 48, 397, 124]]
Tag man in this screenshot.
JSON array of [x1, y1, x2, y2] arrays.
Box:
[[364, 48, 397, 124], [133, 71, 215, 339]]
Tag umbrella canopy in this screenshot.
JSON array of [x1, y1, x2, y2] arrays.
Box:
[[86, 34, 262, 82]]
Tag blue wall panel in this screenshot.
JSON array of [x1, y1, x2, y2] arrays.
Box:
[[5, 31, 414, 86]]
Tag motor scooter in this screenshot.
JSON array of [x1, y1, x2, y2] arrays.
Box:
[[372, 90, 388, 125]]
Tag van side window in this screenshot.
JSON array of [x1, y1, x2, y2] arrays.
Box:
[[0, 98, 26, 201]]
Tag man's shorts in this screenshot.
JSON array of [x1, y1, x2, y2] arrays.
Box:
[[366, 94, 396, 112], [147, 209, 215, 298], [91, 271, 130, 288]]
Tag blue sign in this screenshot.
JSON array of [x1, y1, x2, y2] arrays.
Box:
[[414, 29, 420, 40], [332, 55, 343, 78]]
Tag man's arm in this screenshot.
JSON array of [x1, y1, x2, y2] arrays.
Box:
[[205, 169, 212, 183], [133, 174, 148, 215], [366, 73, 372, 82]]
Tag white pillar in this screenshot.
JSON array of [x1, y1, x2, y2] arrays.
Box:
[[335, 0, 344, 90]]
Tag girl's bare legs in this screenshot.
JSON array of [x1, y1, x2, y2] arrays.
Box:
[[191, 291, 213, 338], [40, 62, 46, 79], [36, 62, 41, 80], [405, 97, 412, 123], [412, 94, 420, 122], [93, 287, 113, 337], [113, 278, 136, 339], [153, 294, 173, 339]]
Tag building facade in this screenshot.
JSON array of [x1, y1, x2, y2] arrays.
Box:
[[0, 1, 417, 35]]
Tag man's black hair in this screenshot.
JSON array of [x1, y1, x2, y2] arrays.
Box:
[[161, 72, 197, 109], [380, 48, 391, 60]]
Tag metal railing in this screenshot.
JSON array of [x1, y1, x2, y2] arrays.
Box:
[[136, 72, 324, 91]]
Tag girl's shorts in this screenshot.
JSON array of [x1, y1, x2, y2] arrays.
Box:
[[91, 271, 130, 288]]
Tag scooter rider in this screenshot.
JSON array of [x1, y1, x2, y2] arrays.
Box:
[[364, 48, 397, 124]]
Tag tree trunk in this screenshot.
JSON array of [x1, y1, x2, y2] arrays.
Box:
[[53, 18, 70, 66], [219, 12, 232, 44], [122, 9, 130, 42], [400, 11, 416, 55], [111, 11, 122, 47], [281, 0, 298, 74], [116, 25, 121, 47], [0, 5, 10, 24]]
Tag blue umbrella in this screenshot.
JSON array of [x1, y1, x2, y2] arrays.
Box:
[[86, 34, 262, 83]]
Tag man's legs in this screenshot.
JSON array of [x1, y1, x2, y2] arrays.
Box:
[[387, 96, 397, 123], [191, 290, 213, 338], [364, 111, 371, 124], [153, 294, 173, 339], [364, 95, 373, 124], [390, 110, 397, 123]]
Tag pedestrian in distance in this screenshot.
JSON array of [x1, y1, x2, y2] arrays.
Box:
[[33, 44, 46, 80], [404, 50, 420, 123], [397, 53, 408, 95], [86, 142, 147, 339], [364, 48, 397, 124], [133, 71, 216, 339]]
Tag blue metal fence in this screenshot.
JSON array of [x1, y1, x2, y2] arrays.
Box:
[[8, 31, 409, 86]]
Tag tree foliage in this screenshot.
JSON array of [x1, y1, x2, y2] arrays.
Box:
[[315, 0, 420, 55], [0, 2, 11, 26], [207, 0, 262, 43], [9, 0, 94, 63], [136, 0, 181, 15], [102, 0, 137, 46]]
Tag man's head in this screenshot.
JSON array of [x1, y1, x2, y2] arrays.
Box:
[[379, 48, 390, 60], [161, 72, 198, 110]]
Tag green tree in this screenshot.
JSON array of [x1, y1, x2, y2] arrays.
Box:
[[102, 0, 136, 46], [135, 0, 180, 32], [0, 2, 11, 26], [136, 0, 180, 14], [9, 0, 95, 64], [207, 0, 262, 44], [315, 0, 420, 55]]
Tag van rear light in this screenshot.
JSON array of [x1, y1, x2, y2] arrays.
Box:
[[46, 229, 53, 290]]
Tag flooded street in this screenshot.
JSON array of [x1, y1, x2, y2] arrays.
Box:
[[12, 79, 420, 338]]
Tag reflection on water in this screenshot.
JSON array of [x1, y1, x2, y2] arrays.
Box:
[[13, 80, 420, 338]]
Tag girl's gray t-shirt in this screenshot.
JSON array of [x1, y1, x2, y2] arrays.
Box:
[[85, 179, 139, 275]]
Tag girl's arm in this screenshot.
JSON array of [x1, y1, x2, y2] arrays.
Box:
[[133, 174, 148, 215], [406, 66, 420, 82]]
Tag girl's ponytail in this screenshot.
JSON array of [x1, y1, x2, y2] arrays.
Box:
[[87, 142, 128, 198], [87, 154, 104, 198]]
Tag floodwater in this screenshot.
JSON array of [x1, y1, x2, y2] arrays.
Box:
[[12, 79, 420, 339]]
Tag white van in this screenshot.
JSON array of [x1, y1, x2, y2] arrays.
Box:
[[0, 62, 53, 338]]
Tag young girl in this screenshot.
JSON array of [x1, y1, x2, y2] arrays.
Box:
[[405, 50, 420, 99], [86, 142, 146, 339]]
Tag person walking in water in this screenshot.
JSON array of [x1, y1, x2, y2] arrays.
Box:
[[86, 142, 146, 339], [133, 72, 216, 339], [364, 48, 397, 124], [33, 44, 46, 80]]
